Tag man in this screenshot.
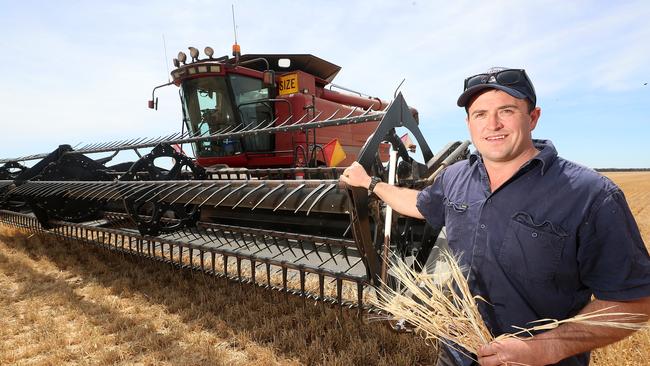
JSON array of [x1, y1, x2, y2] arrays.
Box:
[[340, 68, 650, 366]]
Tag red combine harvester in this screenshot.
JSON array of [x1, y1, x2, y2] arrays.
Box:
[[0, 45, 470, 310]]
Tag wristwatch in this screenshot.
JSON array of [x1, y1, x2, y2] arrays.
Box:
[[368, 176, 382, 193]]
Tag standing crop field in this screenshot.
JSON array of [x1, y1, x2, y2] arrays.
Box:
[[590, 172, 650, 365], [0, 172, 648, 365]]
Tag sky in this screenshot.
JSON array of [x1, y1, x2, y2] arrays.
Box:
[[1, 0, 649, 168]]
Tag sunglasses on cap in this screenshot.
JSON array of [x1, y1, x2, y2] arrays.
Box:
[[462, 69, 536, 106]]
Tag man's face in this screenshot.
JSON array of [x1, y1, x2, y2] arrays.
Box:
[[466, 90, 540, 165]]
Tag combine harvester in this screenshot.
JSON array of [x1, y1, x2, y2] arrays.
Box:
[[0, 45, 469, 310]]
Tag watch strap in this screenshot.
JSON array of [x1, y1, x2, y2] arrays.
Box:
[[368, 176, 382, 193]]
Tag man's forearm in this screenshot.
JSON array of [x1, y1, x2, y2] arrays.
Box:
[[371, 182, 424, 219], [340, 161, 424, 219], [528, 297, 650, 364]]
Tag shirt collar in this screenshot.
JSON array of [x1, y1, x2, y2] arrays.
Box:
[[468, 139, 558, 175]]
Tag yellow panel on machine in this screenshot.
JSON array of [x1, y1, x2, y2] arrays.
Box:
[[278, 73, 299, 95]]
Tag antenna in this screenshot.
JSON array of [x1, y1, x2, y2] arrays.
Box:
[[231, 4, 241, 63], [162, 34, 170, 82], [231, 4, 238, 45]]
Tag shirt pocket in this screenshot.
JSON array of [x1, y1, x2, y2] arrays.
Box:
[[498, 211, 568, 282], [444, 198, 474, 254]]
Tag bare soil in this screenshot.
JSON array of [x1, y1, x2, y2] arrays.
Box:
[[1, 171, 648, 365]]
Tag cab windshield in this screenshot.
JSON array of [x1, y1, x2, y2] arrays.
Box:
[[181, 74, 272, 158]]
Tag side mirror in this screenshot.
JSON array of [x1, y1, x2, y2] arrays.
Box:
[[148, 81, 174, 111], [263, 70, 275, 88], [148, 97, 159, 110]]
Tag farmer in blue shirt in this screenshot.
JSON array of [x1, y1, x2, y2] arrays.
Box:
[[340, 68, 650, 366]]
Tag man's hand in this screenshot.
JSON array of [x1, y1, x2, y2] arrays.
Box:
[[477, 297, 650, 365], [340, 162, 372, 189], [477, 338, 553, 366]]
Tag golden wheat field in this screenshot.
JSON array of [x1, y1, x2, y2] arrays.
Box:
[[1, 171, 649, 365]]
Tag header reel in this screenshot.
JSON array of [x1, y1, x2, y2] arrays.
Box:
[[0, 94, 469, 310]]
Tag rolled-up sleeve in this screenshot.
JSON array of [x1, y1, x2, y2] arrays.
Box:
[[578, 189, 650, 301], [416, 170, 446, 230]]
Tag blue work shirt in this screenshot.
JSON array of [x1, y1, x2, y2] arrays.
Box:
[[416, 140, 650, 366]]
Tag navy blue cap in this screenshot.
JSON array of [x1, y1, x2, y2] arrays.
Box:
[[457, 67, 536, 108]]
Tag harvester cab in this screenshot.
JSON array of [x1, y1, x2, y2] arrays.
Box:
[[1, 44, 471, 310], [152, 47, 395, 172]]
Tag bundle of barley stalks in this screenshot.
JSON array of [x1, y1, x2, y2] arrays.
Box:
[[371, 249, 648, 361]]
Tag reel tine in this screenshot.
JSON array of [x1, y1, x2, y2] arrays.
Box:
[[26, 182, 53, 197], [297, 239, 307, 257], [273, 183, 305, 212], [158, 182, 191, 202], [83, 182, 116, 201], [104, 182, 138, 201], [214, 182, 248, 207], [323, 109, 340, 121], [342, 108, 356, 119], [306, 183, 336, 216], [275, 115, 293, 128], [342, 246, 352, 267], [305, 110, 323, 123], [168, 183, 202, 205], [197, 183, 231, 207], [262, 117, 278, 129], [293, 114, 309, 125], [102, 183, 133, 201], [138, 183, 173, 202], [232, 183, 265, 209], [125, 182, 158, 201], [325, 243, 337, 266], [293, 183, 324, 213], [312, 241, 324, 262], [231, 230, 249, 250], [242, 233, 263, 253], [183, 183, 218, 207], [63, 182, 94, 198], [251, 183, 284, 210], [282, 237, 297, 257]]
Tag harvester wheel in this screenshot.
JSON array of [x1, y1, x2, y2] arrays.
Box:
[[0, 161, 28, 180], [121, 143, 207, 236]]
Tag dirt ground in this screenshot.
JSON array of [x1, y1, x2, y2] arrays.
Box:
[[1, 171, 649, 365]]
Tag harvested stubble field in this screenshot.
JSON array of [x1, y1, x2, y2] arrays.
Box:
[[1, 171, 649, 366]]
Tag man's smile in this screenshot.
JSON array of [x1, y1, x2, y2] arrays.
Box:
[[485, 134, 507, 141]]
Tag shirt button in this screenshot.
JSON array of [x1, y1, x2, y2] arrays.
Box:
[[487, 199, 492, 204], [480, 224, 486, 229], [532, 232, 538, 238]]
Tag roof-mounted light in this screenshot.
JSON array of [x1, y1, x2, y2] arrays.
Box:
[[278, 58, 291, 68], [204, 46, 214, 58], [177, 51, 187, 64], [173, 58, 180, 68], [188, 46, 199, 62]]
